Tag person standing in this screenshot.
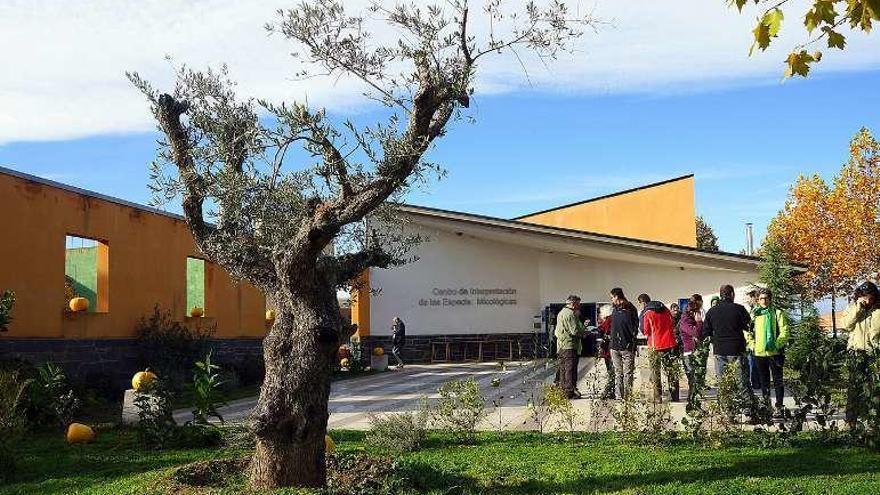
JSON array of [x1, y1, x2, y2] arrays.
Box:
[[639, 296, 681, 402], [609, 288, 639, 400], [703, 285, 754, 417], [841, 281, 880, 427], [744, 288, 762, 390], [747, 288, 789, 418], [555, 295, 587, 399], [679, 294, 705, 403], [670, 303, 682, 328], [597, 304, 616, 399], [391, 316, 406, 369]]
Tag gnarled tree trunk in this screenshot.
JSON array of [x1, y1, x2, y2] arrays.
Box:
[[249, 284, 342, 488]]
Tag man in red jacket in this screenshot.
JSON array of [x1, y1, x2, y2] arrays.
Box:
[[639, 294, 681, 402]]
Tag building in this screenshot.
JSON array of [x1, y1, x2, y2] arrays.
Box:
[[351, 175, 763, 362], [1, 167, 762, 378]]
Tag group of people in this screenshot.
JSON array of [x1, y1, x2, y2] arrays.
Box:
[[554, 285, 793, 418]]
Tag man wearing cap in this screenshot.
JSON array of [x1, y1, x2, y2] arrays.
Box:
[[841, 281, 880, 427], [555, 295, 588, 399]]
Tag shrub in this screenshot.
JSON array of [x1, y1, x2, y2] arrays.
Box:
[[190, 350, 227, 425], [28, 362, 80, 427], [366, 400, 429, 453], [0, 289, 15, 332], [348, 337, 366, 373], [433, 378, 486, 443], [135, 305, 214, 391], [786, 316, 846, 433], [326, 452, 403, 495], [542, 384, 580, 433], [0, 369, 31, 482], [135, 378, 176, 449]]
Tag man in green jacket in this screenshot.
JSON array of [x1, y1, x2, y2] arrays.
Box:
[[747, 288, 789, 418], [841, 281, 880, 427], [556, 295, 587, 399]]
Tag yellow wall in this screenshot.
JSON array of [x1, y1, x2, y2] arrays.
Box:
[[518, 175, 697, 247], [350, 270, 371, 337], [0, 169, 266, 339]]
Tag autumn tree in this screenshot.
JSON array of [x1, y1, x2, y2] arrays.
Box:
[[729, 0, 880, 77], [768, 128, 880, 327], [129, 0, 592, 489], [696, 215, 720, 252]]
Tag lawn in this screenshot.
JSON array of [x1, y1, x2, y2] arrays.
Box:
[[3, 429, 880, 494]]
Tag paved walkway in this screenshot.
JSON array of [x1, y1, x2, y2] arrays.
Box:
[[173, 355, 808, 431]]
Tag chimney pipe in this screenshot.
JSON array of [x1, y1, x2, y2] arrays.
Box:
[[745, 223, 754, 256]]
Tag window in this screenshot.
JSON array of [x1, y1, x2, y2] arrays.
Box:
[[64, 235, 109, 313], [186, 257, 206, 317]]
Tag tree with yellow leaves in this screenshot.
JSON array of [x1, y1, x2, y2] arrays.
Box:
[[769, 128, 880, 329]]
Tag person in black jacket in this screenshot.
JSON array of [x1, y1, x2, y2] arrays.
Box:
[[703, 285, 754, 416], [609, 287, 639, 400], [391, 317, 406, 369]]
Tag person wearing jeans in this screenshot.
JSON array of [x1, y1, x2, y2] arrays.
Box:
[[748, 289, 789, 418], [703, 284, 755, 418], [679, 294, 704, 402], [609, 288, 639, 400], [391, 317, 406, 369]]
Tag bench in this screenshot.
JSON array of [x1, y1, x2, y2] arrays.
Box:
[[430, 339, 515, 363]]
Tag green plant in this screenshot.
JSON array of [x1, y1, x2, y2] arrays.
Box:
[[190, 350, 227, 425], [135, 305, 214, 392], [433, 378, 486, 443], [540, 384, 580, 433], [135, 378, 176, 450], [0, 290, 14, 332], [366, 399, 429, 453], [348, 337, 366, 373], [28, 362, 80, 427], [787, 316, 846, 433], [0, 369, 31, 482]]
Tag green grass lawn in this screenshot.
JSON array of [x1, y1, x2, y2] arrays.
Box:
[[4, 429, 880, 494]]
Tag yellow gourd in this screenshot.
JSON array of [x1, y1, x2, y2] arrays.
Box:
[[69, 297, 89, 312], [190, 306, 204, 318], [372, 347, 385, 357], [132, 370, 157, 391], [66, 423, 96, 444], [325, 435, 336, 453], [265, 309, 275, 323], [340, 358, 350, 368]]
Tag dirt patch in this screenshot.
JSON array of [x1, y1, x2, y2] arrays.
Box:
[[171, 457, 249, 488]]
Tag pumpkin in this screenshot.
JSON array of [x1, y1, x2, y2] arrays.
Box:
[[66, 423, 96, 444], [372, 347, 384, 357], [265, 309, 275, 323], [132, 370, 157, 391], [325, 434, 336, 453], [190, 306, 204, 318], [69, 297, 89, 312], [340, 358, 350, 368]]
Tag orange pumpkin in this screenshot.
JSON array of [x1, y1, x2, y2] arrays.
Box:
[[69, 297, 89, 312], [66, 423, 96, 444], [372, 347, 385, 357], [265, 309, 276, 323], [190, 306, 204, 318], [340, 358, 351, 368], [132, 370, 157, 391]]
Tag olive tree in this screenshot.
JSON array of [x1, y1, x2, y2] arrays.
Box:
[[129, 0, 592, 488]]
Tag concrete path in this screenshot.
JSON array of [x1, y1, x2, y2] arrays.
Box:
[[173, 354, 810, 432]]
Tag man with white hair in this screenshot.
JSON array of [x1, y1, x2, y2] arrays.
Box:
[[555, 295, 587, 399]]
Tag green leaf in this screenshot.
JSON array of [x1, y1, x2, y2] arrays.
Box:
[[751, 8, 784, 55], [805, 0, 838, 32], [730, 0, 750, 12], [823, 26, 847, 49], [784, 50, 817, 78]]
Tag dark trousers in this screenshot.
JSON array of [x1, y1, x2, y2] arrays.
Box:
[[755, 354, 784, 408], [558, 349, 579, 398]]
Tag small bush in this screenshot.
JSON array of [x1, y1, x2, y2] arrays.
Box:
[[136, 305, 214, 391], [0, 369, 31, 482], [433, 378, 486, 443], [28, 362, 80, 427], [326, 452, 403, 495], [135, 378, 176, 449], [190, 350, 227, 425], [366, 400, 429, 453], [173, 423, 224, 449]]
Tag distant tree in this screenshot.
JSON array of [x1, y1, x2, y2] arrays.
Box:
[[729, 0, 880, 77], [696, 216, 720, 252], [129, 0, 593, 489], [768, 128, 880, 327]]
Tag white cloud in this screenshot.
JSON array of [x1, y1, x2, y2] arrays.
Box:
[[1, 0, 878, 144]]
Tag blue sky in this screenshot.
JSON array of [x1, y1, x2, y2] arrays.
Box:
[[3, 68, 878, 252], [1, 1, 879, 253]]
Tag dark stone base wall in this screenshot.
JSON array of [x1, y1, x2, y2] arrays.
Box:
[[0, 337, 264, 390], [355, 332, 549, 365]]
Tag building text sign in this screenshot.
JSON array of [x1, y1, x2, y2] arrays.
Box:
[[418, 287, 518, 308]]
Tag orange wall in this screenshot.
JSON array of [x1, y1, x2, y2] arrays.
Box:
[[518, 176, 697, 247], [0, 170, 266, 339], [350, 270, 371, 336]]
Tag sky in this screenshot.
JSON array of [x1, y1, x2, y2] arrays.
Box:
[[1, 0, 879, 253]]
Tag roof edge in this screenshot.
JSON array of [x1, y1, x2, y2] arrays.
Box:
[[513, 173, 695, 220], [0, 165, 187, 222]]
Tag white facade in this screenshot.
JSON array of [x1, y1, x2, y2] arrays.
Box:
[[369, 210, 760, 337]]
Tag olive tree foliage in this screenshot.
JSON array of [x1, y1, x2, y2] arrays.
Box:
[[129, 0, 595, 488], [730, 0, 880, 77]]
